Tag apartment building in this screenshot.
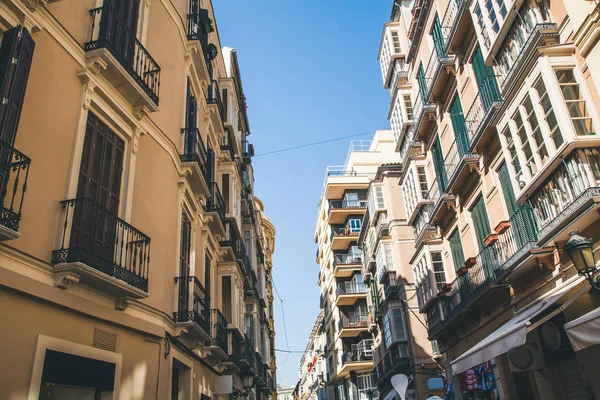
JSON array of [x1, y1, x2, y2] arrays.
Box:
[[377, 0, 600, 399], [314, 132, 400, 400], [297, 312, 328, 400], [0, 1, 275, 399], [357, 162, 444, 400]]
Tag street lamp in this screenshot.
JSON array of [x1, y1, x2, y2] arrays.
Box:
[[565, 230, 600, 290], [232, 375, 255, 399]]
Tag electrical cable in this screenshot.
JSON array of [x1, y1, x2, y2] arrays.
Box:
[[273, 279, 291, 365], [253, 130, 376, 157]]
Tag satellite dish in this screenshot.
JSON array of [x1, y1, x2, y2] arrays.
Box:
[[391, 374, 409, 400]]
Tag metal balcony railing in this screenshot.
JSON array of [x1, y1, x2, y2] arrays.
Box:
[[85, 6, 161, 104], [529, 148, 600, 239], [207, 309, 228, 353], [342, 341, 373, 365], [334, 252, 363, 265], [424, 49, 447, 97], [338, 312, 369, 330], [465, 86, 503, 146], [207, 79, 225, 122], [495, 205, 538, 268], [204, 182, 225, 223], [444, 140, 460, 180], [330, 224, 360, 240], [229, 330, 242, 362], [0, 142, 30, 233], [337, 281, 367, 296], [52, 197, 151, 291], [441, 0, 464, 49], [173, 276, 210, 333], [330, 199, 367, 210], [180, 127, 209, 182], [186, 8, 210, 51]]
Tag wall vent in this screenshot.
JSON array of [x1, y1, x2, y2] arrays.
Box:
[[93, 328, 117, 352]]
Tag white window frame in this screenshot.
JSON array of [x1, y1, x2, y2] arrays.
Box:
[[470, 0, 511, 54], [497, 56, 600, 199]]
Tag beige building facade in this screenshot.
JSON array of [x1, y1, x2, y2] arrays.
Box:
[[0, 0, 275, 399], [375, 0, 600, 399]]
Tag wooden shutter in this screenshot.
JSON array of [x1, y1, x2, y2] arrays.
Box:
[[185, 79, 197, 156], [431, 136, 448, 192], [178, 212, 191, 314], [205, 252, 211, 310], [470, 195, 491, 250], [0, 27, 19, 114], [391, 306, 406, 342], [432, 15, 445, 57], [0, 27, 35, 146], [498, 162, 518, 216], [450, 95, 469, 155], [101, 0, 140, 64], [449, 228, 465, 271], [471, 46, 500, 109], [417, 63, 427, 98]]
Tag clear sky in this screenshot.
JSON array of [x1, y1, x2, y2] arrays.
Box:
[[212, 0, 393, 387]]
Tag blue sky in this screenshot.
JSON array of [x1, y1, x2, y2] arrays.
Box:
[[212, 0, 393, 387]]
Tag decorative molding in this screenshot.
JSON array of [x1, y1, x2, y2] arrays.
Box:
[[21, 0, 47, 12], [115, 297, 132, 311], [133, 106, 149, 121], [54, 272, 80, 290]]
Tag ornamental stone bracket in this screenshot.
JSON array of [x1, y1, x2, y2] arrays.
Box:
[[54, 272, 80, 290], [21, 0, 47, 11], [115, 297, 132, 311]]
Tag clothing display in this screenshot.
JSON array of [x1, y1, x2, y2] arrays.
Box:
[[456, 362, 497, 399]]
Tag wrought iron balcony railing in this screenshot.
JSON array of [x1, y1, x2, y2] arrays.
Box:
[[329, 199, 367, 210], [229, 330, 243, 362], [337, 281, 367, 296], [0, 142, 30, 234], [186, 9, 210, 47], [85, 6, 161, 104], [207, 79, 225, 122], [528, 148, 600, 243], [204, 182, 225, 222], [180, 127, 209, 182], [494, 205, 538, 269], [441, 0, 465, 51], [206, 309, 228, 354], [52, 197, 151, 292], [173, 276, 210, 333], [465, 85, 503, 148]]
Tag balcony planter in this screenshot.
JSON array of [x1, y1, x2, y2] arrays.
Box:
[[494, 220, 510, 234], [464, 257, 477, 269], [207, 43, 218, 60], [457, 266, 468, 276], [484, 233, 499, 247]]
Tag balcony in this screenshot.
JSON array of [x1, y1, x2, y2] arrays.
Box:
[[337, 340, 374, 379], [375, 212, 389, 239], [173, 276, 210, 340], [204, 182, 226, 235], [528, 148, 600, 246], [186, 9, 212, 81], [330, 225, 360, 251], [424, 49, 455, 103], [426, 176, 456, 226], [465, 87, 503, 151], [372, 341, 410, 387], [403, 165, 432, 223], [328, 199, 367, 224], [255, 352, 267, 387], [333, 252, 362, 278], [413, 207, 437, 246], [383, 274, 403, 302], [207, 80, 225, 131], [335, 281, 367, 306], [222, 330, 243, 373], [398, 126, 420, 169], [338, 312, 369, 337], [180, 128, 210, 198], [443, 139, 480, 193], [441, 0, 471, 54], [495, 2, 558, 96], [323, 166, 374, 200], [389, 59, 409, 96], [0, 143, 30, 240], [236, 244, 254, 290], [412, 90, 436, 141], [85, 6, 160, 110], [240, 335, 257, 374], [379, 22, 406, 88], [202, 309, 229, 360], [52, 197, 150, 297], [219, 218, 241, 261]]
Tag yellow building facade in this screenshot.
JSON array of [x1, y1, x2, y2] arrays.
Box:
[[0, 0, 275, 399]]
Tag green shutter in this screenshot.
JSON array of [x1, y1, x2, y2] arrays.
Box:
[[450, 95, 469, 155], [432, 15, 445, 58], [470, 195, 491, 251], [432, 136, 448, 192], [449, 229, 465, 271], [417, 63, 428, 99], [498, 162, 518, 216], [472, 46, 500, 109]]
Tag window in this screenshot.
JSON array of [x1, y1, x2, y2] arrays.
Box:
[[382, 306, 407, 349], [376, 243, 393, 281], [417, 63, 427, 98], [471, 0, 510, 50], [348, 218, 361, 233], [535, 77, 563, 148], [343, 192, 358, 207], [556, 69, 595, 136], [337, 383, 346, 400], [471, 46, 500, 109], [245, 313, 255, 346], [357, 372, 376, 395], [417, 166, 428, 198], [449, 228, 465, 271], [390, 30, 401, 53], [431, 252, 446, 291], [404, 95, 414, 120], [222, 276, 232, 322], [368, 185, 385, 217], [450, 95, 469, 155], [432, 136, 448, 193], [431, 14, 445, 57], [222, 174, 230, 214]]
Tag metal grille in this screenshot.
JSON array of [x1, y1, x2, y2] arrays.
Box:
[[93, 328, 117, 352]]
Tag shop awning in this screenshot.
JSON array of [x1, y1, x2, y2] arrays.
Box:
[[564, 306, 600, 351], [450, 277, 587, 374]]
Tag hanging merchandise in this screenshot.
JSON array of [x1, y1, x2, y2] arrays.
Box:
[[457, 362, 497, 399]]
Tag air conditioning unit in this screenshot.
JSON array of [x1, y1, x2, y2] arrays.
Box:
[[507, 342, 544, 372]]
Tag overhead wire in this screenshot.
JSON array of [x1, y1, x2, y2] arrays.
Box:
[[273, 279, 292, 366], [253, 130, 376, 157]]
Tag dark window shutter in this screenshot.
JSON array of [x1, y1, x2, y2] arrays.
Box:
[[450, 95, 469, 155], [432, 14, 445, 57], [0, 27, 35, 146], [470, 195, 491, 250], [432, 137, 448, 192], [417, 63, 427, 99], [0, 27, 19, 106], [449, 228, 465, 271], [498, 162, 518, 216]]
